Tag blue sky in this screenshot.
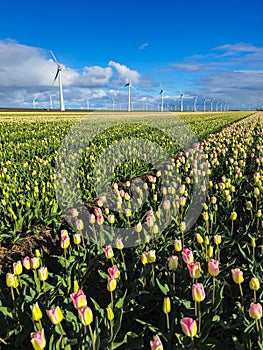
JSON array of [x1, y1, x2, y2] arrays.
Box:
[[0, 0, 262, 110]]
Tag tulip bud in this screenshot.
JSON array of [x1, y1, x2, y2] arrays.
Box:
[[108, 265, 120, 279], [115, 238, 124, 250], [6, 273, 19, 288], [47, 306, 63, 325], [208, 259, 219, 277], [174, 239, 182, 252], [103, 245, 114, 259], [214, 234, 222, 245], [231, 212, 237, 221], [78, 306, 93, 325], [73, 233, 81, 245], [231, 268, 244, 284], [31, 257, 40, 270], [38, 266, 48, 281], [147, 250, 156, 263], [150, 335, 164, 350], [196, 233, 203, 244], [31, 329, 46, 350], [249, 277, 260, 291], [107, 307, 114, 321], [107, 277, 117, 292], [108, 214, 115, 224], [208, 246, 213, 258], [182, 248, 194, 264], [251, 237, 256, 248], [73, 280, 80, 292], [60, 235, 70, 249], [31, 302, 43, 322], [180, 221, 186, 232], [22, 256, 31, 270], [163, 297, 171, 314], [13, 261, 23, 275], [76, 219, 84, 231], [187, 262, 201, 279], [249, 302, 262, 320], [204, 236, 209, 245], [167, 256, 178, 270], [192, 283, 206, 302], [70, 290, 87, 309], [180, 317, 197, 339]]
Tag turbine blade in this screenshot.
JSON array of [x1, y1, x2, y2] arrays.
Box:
[[53, 68, 59, 83], [50, 50, 59, 66]]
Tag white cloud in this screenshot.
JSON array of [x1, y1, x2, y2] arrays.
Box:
[[108, 61, 140, 84], [138, 43, 149, 50]]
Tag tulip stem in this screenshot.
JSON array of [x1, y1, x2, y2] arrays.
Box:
[[10, 287, 15, 301], [166, 313, 170, 332], [194, 300, 197, 317], [144, 265, 146, 287], [255, 319, 261, 343], [212, 276, 215, 305], [111, 291, 114, 310], [198, 302, 201, 334], [172, 271, 176, 294], [64, 248, 67, 274], [191, 338, 196, 350], [254, 290, 256, 303], [88, 324, 95, 350]]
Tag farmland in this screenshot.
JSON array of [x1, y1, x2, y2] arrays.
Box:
[[0, 110, 262, 350]]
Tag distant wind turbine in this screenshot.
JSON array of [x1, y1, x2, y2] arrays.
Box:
[[159, 83, 167, 112], [180, 93, 184, 112], [50, 50, 65, 112], [48, 93, 56, 109]]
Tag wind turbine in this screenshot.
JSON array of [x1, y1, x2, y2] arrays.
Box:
[[193, 95, 198, 112], [50, 50, 65, 112], [32, 97, 37, 109], [48, 93, 56, 109], [159, 83, 167, 112], [180, 93, 184, 112], [122, 78, 136, 112], [203, 96, 206, 111]]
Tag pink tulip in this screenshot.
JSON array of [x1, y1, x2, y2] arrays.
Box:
[[22, 256, 31, 270], [192, 283, 206, 302], [208, 259, 219, 277], [180, 317, 197, 338], [103, 245, 114, 259], [94, 207, 102, 217], [187, 262, 201, 279], [30, 329, 46, 350], [249, 302, 262, 320], [108, 265, 120, 279], [231, 268, 244, 284], [70, 290, 87, 309], [182, 248, 194, 264], [150, 335, 163, 350]]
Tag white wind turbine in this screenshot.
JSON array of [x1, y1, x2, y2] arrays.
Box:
[[180, 93, 184, 112], [122, 78, 136, 112], [159, 83, 167, 112], [48, 93, 56, 109], [50, 50, 65, 111]]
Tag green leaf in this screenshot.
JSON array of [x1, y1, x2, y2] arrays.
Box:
[[156, 278, 169, 295]]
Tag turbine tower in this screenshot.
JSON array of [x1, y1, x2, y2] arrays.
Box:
[[193, 95, 198, 112], [159, 83, 167, 112], [50, 50, 65, 112], [48, 93, 56, 109], [122, 78, 136, 112], [180, 93, 184, 112]]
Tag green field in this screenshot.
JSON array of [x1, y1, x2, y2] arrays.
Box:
[[0, 111, 262, 350]]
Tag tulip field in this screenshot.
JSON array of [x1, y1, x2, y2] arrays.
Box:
[[0, 110, 262, 350]]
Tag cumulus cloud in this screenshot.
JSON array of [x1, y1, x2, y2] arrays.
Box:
[[108, 61, 140, 84]]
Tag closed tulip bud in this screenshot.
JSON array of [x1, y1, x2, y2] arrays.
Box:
[[231, 268, 244, 284], [249, 302, 262, 320], [180, 221, 186, 232], [231, 212, 237, 221], [182, 248, 194, 264], [13, 261, 23, 275], [141, 252, 148, 265], [76, 219, 84, 231], [163, 297, 171, 314], [203, 212, 209, 222], [6, 273, 18, 288], [249, 277, 260, 291], [147, 250, 156, 263], [60, 229, 68, 237], [78, 306, 93, 325], [180, 317, 197, 339], [107, 307, 114, 321], [47, 306, 63, 325], [167, 256, 178, 270], [254, 187, 260, 197], [115, 238, 124, 250], [251, 237, 256, 248], [108, 265, 120, 279], [73, 280, 80, 292], [97, 214, 104, 225], [257, 209, 262, 217], [153, 224, 159, 235], [70, 290, 87, 309], [150, 335, 163, 350], [208, 259, 219, 277], [89, 213, 96, 224], [135, 222, 142, 233], [35, 249, 41, 258], [73, 233, 81, 245], [107, 277, 117, 292], [31, 302, 42, 322], [31, 257, 40, 270], [192, 283, 205, 302], [246, 201, 253, 210], [103, 245, 114, 259], [38, 267, 48, 281], [163, 199, 170, 210], [60, 235, 70, 249], [71, 208, 79, 218], [211, 196, 217, 204], [187, 262, 201, 279], [174, 239, 182, 252], [204, 236, 209, 245], [203, 203, 208, 211], [108, 214, 115, 224], [214, 234, 222, 245], [208, 246, 213, 258], [30, 329, 46, 350], [22, 256, 31, 270], [196, 233, 203, 244]]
